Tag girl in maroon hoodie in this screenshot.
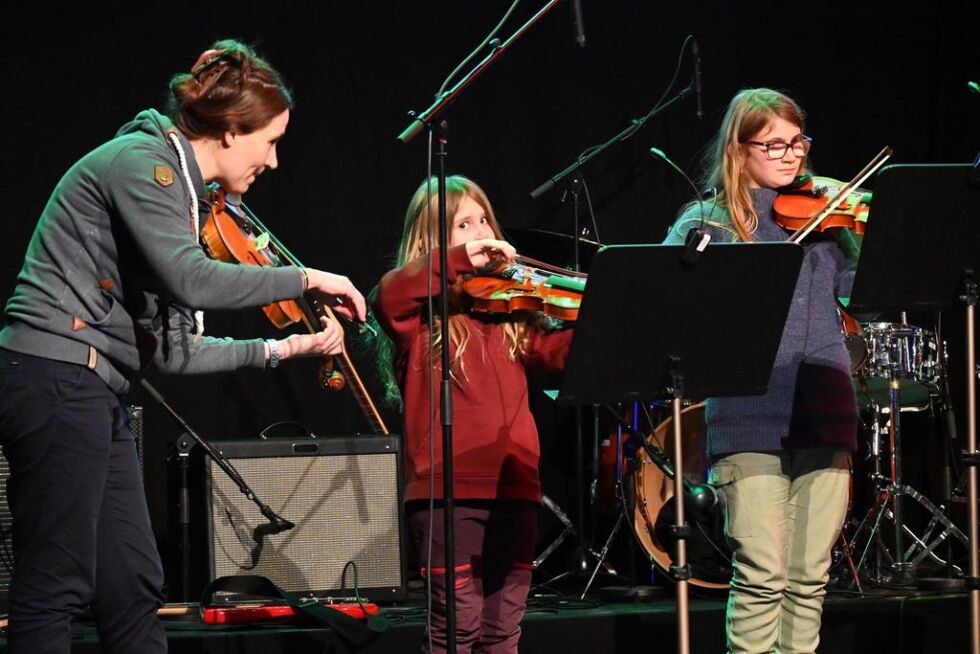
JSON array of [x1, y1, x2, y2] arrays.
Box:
[[373, 175, 573, 654]]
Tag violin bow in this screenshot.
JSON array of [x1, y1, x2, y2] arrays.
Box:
[[236, 202, 390, 436], [787, 145, 893, 244], [513, 254, 589, 278]]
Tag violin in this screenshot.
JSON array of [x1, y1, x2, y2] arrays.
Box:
[[200, 187, 389, 435], [775, 145, 892, 244], [459, 255, 587, 321], [774, 175, 872, 236]]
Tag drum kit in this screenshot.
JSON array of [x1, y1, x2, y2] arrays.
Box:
[[535, 311, 969, 595], [607, 315, 969, 592]]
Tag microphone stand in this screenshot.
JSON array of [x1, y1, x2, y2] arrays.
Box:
[[397, 3, 561, 652], [528, 80, 694, 201], [141, 380, 294, 598]]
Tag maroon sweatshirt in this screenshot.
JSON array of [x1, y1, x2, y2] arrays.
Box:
[[374, 245, 573, 502]]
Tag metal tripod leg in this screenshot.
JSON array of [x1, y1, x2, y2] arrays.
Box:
[[854, 485, 966, 577], [532, 494, 618, 590], [580, 507, 624, 599], [849, 399, 968, 584], [533, 495, 576, 571]]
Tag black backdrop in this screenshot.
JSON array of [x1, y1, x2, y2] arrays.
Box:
[[1, 1, 978, 594]]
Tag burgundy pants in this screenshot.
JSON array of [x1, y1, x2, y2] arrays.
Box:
[[408, 500, 538, 654]]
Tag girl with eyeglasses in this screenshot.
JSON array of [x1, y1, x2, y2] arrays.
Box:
[[664, 88, 860, 654]]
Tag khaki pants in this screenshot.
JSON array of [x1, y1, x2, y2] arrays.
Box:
[[710, 450, 850, 654]]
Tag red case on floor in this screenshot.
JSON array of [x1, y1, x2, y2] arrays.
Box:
[[201, 601, 380, 625]]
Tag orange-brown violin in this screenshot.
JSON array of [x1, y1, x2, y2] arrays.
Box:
[[200, 186, 389, 435], [459, 255, 587, 322], [774, 175, 872, 236], [776, 146, 892, 244]]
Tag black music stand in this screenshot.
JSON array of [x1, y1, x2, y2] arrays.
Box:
[[848, 163, 980, 650], [558, 242, 801, 654]]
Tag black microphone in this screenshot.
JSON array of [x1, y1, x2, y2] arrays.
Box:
[[650, 147, 711, 265], [622, 427, 718, 512], [248, 516, 295, 569], [571, 0, 586, 48], [692, 39, 703, 120]]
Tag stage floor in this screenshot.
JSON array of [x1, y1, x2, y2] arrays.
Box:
[[7, 584, 971, 653]]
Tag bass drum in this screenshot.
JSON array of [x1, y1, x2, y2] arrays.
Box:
[[631, 403, 730, 592]]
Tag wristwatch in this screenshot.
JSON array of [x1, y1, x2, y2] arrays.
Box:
[[265, 339, 281, 369]]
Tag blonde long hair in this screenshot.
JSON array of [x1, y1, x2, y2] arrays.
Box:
[[698, 88, 808, 242], [396, 176, 529, 376]]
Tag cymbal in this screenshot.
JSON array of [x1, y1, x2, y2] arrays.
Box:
[[503, 227, 601, 270]]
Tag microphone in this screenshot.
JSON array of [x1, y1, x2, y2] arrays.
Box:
[[686, 483, 719, 513], [650, 147, 711, 265], [622, 427, 718, 512], [248, 514, 295, 569], [969, 81, 980, 95], [571, 0, 586, 48], [692, 40, 703, 119]]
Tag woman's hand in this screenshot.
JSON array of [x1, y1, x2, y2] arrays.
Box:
[[270, 317, 345, 362], [304, 269, 367, 322], [464, 238, 516, 269]]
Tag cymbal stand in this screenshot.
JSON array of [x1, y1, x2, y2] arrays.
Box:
[[579, 402, 646, 600], [532, 407, 622, 595], [847, 387, 968, 586]]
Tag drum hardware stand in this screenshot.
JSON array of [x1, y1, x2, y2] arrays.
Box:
[[846, 395, 968, 587], [918, 324, 969, 591], [531, 494, 620, 592], [586, 403, 666, 602], [532, 404, 625, 597]]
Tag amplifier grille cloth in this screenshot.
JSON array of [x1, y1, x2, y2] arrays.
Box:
[[209, 451, 401, 593], [0, 453, 10, 607]]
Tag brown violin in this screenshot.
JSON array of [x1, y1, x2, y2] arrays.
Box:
[[776, 146, 892, 244], [459, 255, 587, 321], [774, 175, 872, 236], [200, 187, 389, 435]]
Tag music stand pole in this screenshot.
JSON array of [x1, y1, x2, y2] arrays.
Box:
[[961, 274, 979, 654], [669, 382, 691, 654]]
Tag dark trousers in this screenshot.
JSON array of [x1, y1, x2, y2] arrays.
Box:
[[0, 349, 166, 654], [408, 500, 538, 654]]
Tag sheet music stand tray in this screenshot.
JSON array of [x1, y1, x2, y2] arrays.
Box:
[[848, 163, 980, 652], [558, 242, 802, 654]]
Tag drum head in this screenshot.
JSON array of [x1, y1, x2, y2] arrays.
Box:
[[631, 403, 730, 591]]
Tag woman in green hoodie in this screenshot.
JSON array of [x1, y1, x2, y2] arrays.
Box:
[[0, 39, 365, 654]]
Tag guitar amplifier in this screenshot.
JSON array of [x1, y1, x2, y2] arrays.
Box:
[[206, 435, 406, 603], [0, 452, 11, 614]]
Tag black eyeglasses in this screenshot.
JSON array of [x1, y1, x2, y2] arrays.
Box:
[[743, 135, 812, 160]]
